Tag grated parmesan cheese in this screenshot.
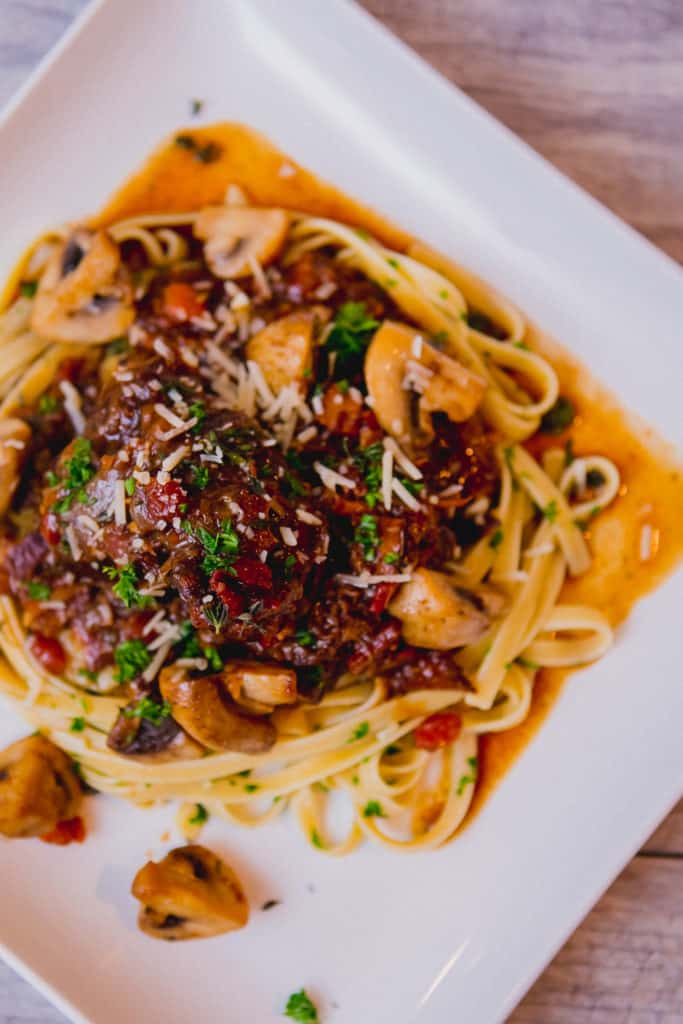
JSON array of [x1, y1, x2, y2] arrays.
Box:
[[411, 334, 424, 358], [391, 477, 420, 511], [639, 523, 653, 561], [161, 444, 190, 473], [314, 461, 355, 491], [113, 479, 126, 526], [153, 337, 173, 361], [335, 571, 412, 588], [381, 448, 394, 511], [280, 526, 298, 546], [296, 509, 322, 526], [154, 403, 186, 429], [59, 380, 85, 435], [142, 638, 176, 682], [65, 525, 82, 560], [383, 437, 422, 480]]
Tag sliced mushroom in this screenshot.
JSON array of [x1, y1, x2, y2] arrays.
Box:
[[159, 664, 277, 754], [246, 308, 329, 392], [31, 229, 134, 343], [364, 321, 486, 450], [388, 568, 500, 649], [194, 206, 289, 279], [0, 418, 31, 517], [0, 735, 81, 838], [131, 844, 249, 941], [223, 661, 297, 715]]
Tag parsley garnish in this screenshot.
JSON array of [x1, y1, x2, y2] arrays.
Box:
[[106, 337, 129, 357], [352, 442, 383, 508], [189, 401, 206, 433], [114, 640, 152, 684], [384, 552, 399, 565], [70, 717, 86, 732], [244, 783, 260, 793], [204, 601, 227, 633], [78, 668, 98, 683], [540, 396, 575, 435], [325, 301, 379, 373], [284, 990, 319, 1023], [310, 829, 324, 850], [294, 629, 317, 648], [103, 564, 149, 608], [354, 514, 379, 562], [192, 519, 239, 575], [362, 800, 385, 818], [283, 553, 296, 579], [564, 439, 575, 467], [191, 463, 210, 490], [26, 581, 50, 600], [517, 656, 540, 670], [174, 134, 222, 163], [124, 477, 136, 497], [38, 394, 58, 415], [20, 280, 38, 298], [456, 770, 477, 797], [177, 621, 224, 670], [348, 721, 369, 742], [123, 695, 171, 723], [190, 98, 204, 117], [542, 500, 559, 524], [188, 803, 209, 826], [488, 527, 504, 550], [45, 470, 59, 487], [53, 438, 95, 513]]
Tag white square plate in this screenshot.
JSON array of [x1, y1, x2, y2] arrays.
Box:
[[1, 2, 681, 1022]]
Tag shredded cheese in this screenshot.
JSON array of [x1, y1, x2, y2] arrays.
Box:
[[154, 403, 186, 429], [391, 477, 420, 511], [314, 461, 356, 491], [381, 448, 394, 511], [280, 526, 298, 546], [296, 509, 322, 526], [113, 479, 126, 526], [383, 437, 422, 480], [335, 571, 412, 588], [59, 380, 85, 435], [161, 444, 190, 473]]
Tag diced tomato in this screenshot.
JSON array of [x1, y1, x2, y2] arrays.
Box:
[[29, 634, 66, 675], [232, 556, 273, 590], [145, 480, 187, 521], [209, 572, 245, 617], [160, 283, 205, 322], [414, 711, 462, 751], [41, 510, 61, 546], [40, 816, 86, 846], [318, 384, 364, 435]]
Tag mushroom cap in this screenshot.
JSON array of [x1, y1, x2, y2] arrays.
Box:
[[0, 734, 81, 838], [364, 321, 486, 450], [159, 664, 277, 754], [132, 844, 249, 941], [223, 660, 298, 712], [388, 568, 496, 650], [194, 206, 289, 279], [246, 308, 329, 393], [31, 229, 134, 344], [0, 418, 31, 517]]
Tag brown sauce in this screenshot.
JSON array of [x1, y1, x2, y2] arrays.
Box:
[[94, 122, 683, 811]]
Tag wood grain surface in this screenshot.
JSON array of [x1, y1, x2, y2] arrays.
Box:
[[0, 1, 681, 1022]]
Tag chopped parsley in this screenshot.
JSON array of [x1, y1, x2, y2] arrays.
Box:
[[189, 401, 206, 433], [261, 899, 281, 911], [20, 280, 38, 298], [114, 640, 152, 684], [123, 695, 171, 723], [564, 439, 575, 467], [244, 783, 260, 793], [488, 527, 504, 550], [384, 744, 401, 756], [69, 717, 86, 732], [189, 98, 204, 117], [577, 505, 601, 532], [362, 800, 385, 818], [174, 133, 222, 163], [283, 553, 297, 579], [456, 756, 478, 796], [284, 989, 319, 1023], [438, 288, 449, 300], [78, 668, 98, 684], [542, 500, 559, 524], [294, 629, 317, 648], [45, 470, 59, 487], [106, 337, 129, 357], [38, 393, 58, 415], [52, 438, 96, 513], [325, 301, 379, 374], [384, 552, 400, 565], [310, 829, 324, 850], [177, 621, 223, 670], [191, 463, 210, 490], [103, 564, 150, 608], [192, 519, 239, 575], [124, 477, 136, 497], [352, 442, 383, 508], [26, 581, 50, 600], [188, 803, 209, 826], [517, 656, 540, 670], [540, 396, 575, 435], [354, 514, 379, 562], [348, 721, 369, 742]]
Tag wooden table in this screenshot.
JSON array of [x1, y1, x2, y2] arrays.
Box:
[[0, 2, 681, 1021]]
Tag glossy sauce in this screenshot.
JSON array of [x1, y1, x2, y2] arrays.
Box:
[[98, 123, 683, 815]]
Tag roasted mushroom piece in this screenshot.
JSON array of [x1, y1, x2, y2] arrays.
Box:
[[159, 663, 281, 754], [194, 206, 289, 279], [31, 229, 134, 343], [388, 568, 504, 649], [0, 418, 31, 517], [246, 308, 329, 392], [364, 321, 486, 451], [132, 844, 249, 941], [0, 735, 81, 838]]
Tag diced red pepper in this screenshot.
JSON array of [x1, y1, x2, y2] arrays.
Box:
[[232, 556, 273, 591], [209, 571, 245, 617], [40, 816, 86, 845], [41, 510, 61, 546], [29, 634, 66, 675], [414, 711, 462, 751], [368, 581, 397, 616], [145, 480, 187, 521], [160, 282, 205, 322]]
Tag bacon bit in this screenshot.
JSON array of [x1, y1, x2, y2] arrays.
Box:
[[209, 571, 245, 617], [160, 282, 205, 322], [414, 712, 462, 751], [232, 557, 273, 590], [40, 816, 86, 846], [145, 480, 187, 521], [29, 634, 66, 675]]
